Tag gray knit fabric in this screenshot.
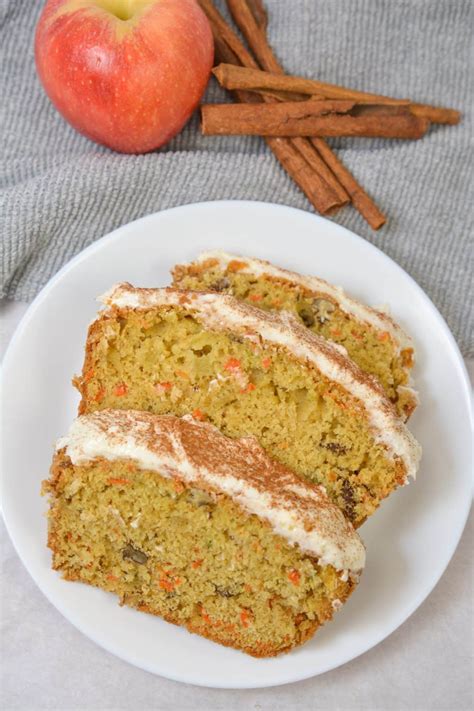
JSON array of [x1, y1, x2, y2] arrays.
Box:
[[1, 1, 472, 354]]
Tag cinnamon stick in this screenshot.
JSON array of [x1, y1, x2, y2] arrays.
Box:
[[288, 136, 348, 207], [210, 26, 347, 213], [227, 0, 281, 72], [213, 63, 461, 126], [198, 0, 349, 213], [313, 140, 386, 230], [247, 0, 267, 31], [252, 88, 321, 102], [409, 103, 461, 125], [202, 101, 429, 139], [225, 0, 387, 229], [214, 49, 347, 211], [265, 137, 347, 214], [199, 0, 259, 69]]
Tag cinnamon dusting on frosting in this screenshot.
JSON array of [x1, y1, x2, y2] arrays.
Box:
[[194, 250, 414, 351], [98, 283, 421, 479], [57, 410, 366, 574]]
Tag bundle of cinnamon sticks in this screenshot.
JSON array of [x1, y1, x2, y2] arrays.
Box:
[[197, 0, 461, 230]]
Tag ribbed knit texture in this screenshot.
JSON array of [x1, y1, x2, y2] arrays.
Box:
[[1, 1, 472, 354]]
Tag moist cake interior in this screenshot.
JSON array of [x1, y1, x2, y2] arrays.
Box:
[[78, 307, 407, 526], [45, 451, 355, 657], [172, 261, 416, 420]]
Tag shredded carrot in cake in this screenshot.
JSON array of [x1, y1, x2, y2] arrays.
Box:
[[159, 577, 175, 592], [323, 390, 349, 410], [224, 357, 242, 371], [114, 382, 128, 397], [107, 477, 132, 486], [158, 568, 182, 591], [158, 381, 173, 390], [227, 260, 247, 272], [288, 569, 301, 586], [94, 387, 105, 403], [200, 607, 212, 625], [240, 609, 253, 628]]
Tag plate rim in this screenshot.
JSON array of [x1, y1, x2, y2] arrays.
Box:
[[1, 199, 473, 689]]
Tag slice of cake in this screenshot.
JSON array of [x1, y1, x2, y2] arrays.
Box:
[[74, 283, 421, 527], [172, 251, 417, 420], [43, 410, 365, 657]]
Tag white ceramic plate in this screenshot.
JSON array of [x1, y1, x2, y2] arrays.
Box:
[[1, 201, 472, 689]]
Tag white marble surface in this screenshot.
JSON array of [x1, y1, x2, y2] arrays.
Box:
[[1, 299, 472, 711]]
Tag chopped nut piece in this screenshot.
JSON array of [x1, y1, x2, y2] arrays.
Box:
[[187, 488, 215, 507], [122, 543, 148, 565], [322, 442, 349, 454], [313, 298, 336, 324], [209, 277, 231, 292], [341, 480, 356, 521], [298, 306, 315, 328], [215, 585, 239, 598]]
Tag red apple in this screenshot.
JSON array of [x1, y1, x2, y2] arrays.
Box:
[[35, 0, 214, 153]]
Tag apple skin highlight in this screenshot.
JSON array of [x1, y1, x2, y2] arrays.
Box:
[[35, 0, 214, 153]]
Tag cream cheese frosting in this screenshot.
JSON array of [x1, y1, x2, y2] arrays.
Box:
[[99, 283, 421, 480], [193, 250, 414, 353], [57, 410, 366, 575]]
